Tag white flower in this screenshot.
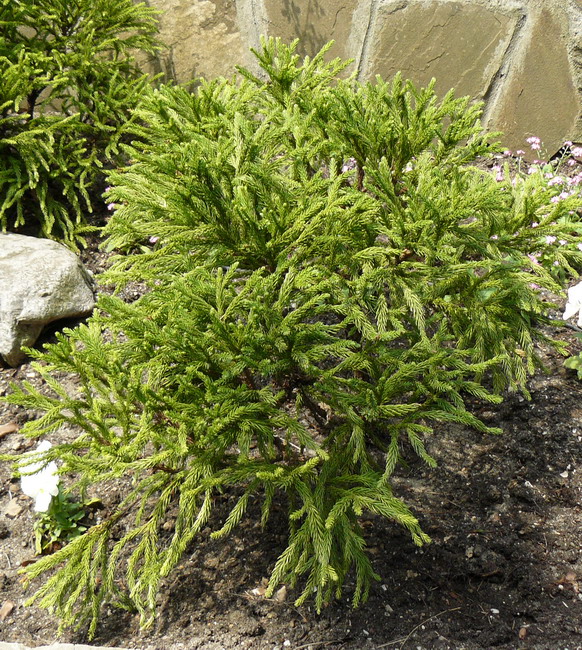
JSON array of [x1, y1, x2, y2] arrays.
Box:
[[563, 282, 582, 328], [20, 441, 59, 512]]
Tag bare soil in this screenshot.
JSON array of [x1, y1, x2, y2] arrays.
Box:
[[1, 234, 582, 650]]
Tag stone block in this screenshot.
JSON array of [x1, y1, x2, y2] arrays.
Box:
[[144, 0, 247, 82], [262, 0, 363, 67], [490, 9, 581, 154], [366, 1, 519, 101]]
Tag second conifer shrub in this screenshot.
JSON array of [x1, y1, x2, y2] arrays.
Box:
[[4, 39, 582, 634], [0, 0, 160, 246]]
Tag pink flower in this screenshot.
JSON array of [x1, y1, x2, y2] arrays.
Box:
[[567, 159, 577, 167], [559, 240, 567, 245], [551, 196, 560, 203], [545, 235, 557, 244], [526, 136, 541, 145], [490, 235, 499, 240], [516, 150, 525, 156], [149, 236, 159, 244], [107, 203, 116, 211], [548, 176, 564, 186], [527, 253, 540, 265], [342, 158, 357, 173], [559, 191, 571, 200], [553, 260, 560, 266], [531, 143, 541, 151], [531, 222, 539, 228], [503, 150, 512, 157], [571, 147, 582, 158], [495, 172, 504, 182], [577, 243, 582, 252], [564, 141, 573, 147]]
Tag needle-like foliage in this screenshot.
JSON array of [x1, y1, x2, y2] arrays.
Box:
[[3, 38, 582, 636], [0, 0, 160, 246]]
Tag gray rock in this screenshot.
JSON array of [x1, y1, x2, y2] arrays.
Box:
[[0, 233, 95, 366]]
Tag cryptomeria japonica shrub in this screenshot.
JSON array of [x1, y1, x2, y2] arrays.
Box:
[[4, 38, 582, 635]]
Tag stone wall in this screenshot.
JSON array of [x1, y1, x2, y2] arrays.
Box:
[[142, 0, 582, 154]]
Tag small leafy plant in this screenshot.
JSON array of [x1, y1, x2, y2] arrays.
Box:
[[3, 39, 582, 636], [0, 0, 160, 246], [32, 487, 99, 555], [564, 348, 582, 377]]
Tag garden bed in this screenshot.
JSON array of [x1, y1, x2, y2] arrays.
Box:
[[0, 232, 581, 650]]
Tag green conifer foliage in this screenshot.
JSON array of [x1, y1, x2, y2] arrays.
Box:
[[3, 39, 582, 634], [0, 0, 160, 246]]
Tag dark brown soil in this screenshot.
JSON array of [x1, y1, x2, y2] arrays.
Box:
[[1, 236, 582, 650]]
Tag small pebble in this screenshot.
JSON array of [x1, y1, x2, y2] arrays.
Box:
[[3, 499, 23, 519], [274, 585, 287, 602]]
